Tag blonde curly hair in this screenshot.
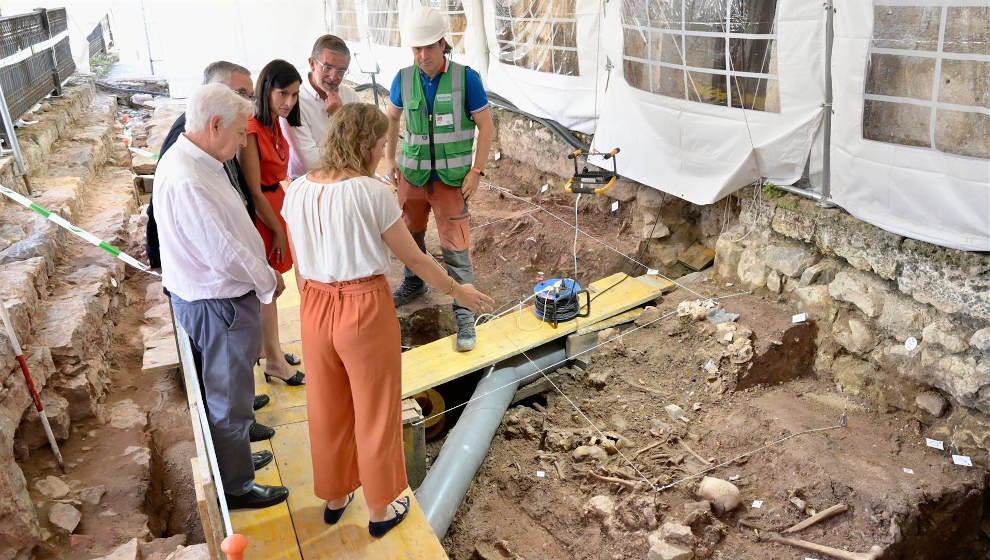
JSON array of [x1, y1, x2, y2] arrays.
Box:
[[319, 103, 389, 176]]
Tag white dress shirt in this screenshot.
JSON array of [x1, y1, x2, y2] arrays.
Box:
[[283, 76, 359, 179], [153, 135, 278, 304]]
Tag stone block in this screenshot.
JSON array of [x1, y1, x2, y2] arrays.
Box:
[[0, 347, 56, 431], [828, 269, 887, 318], [877, 291, 935, 341], [636, 185, 666, 208], [0, 257, 49, 348], [832, 311, 877, 355], [766, 271, 782, 294], [915, 390, 948, 418], [793, 285, 837, 324], [763, 241, 820, 278], [714, 230, 744, 281], [737, 246, 768, 289], [800, 258, 839, 286], [14, 389, 69, 458], [660, 522, 694, 546], [36, 266, 113, 364], [971, 328, 990, 352], [932, 355, 989, 415], [832, 355, 879, 397], [50, 362, 108, 422], [922, 319, 970, 353], [605, 179, 639, 203], [0, 415, 42, 559], [896, 238, 990, 322], [648, 540, 694, 560]]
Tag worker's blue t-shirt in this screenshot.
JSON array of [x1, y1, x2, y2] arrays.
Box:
[[389, 61, 489, 115]]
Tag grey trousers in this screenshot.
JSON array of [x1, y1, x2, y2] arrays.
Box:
[[403, 230, 476, 326], [171, 291, 261, 496]]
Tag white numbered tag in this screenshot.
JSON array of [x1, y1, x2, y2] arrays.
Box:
[[435, 113, 454, 126]]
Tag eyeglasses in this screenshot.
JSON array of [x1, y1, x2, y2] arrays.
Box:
[[313, 59, 348, 75], [234, 88, 256, 102]]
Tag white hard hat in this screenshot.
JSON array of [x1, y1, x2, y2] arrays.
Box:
[[401, 6, 448, 48]]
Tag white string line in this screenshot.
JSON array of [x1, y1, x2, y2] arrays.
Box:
[[655, 416, 848, 492], [481, 181, 713, 302], [412, 308, 681, 430], [470, 208, 539, 231]]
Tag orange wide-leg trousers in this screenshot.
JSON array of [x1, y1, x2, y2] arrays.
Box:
[[300, 275, 407, 509]]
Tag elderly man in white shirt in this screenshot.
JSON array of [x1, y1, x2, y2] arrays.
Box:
[[153, 83, 289, 510], [284, 34, 360, 179]]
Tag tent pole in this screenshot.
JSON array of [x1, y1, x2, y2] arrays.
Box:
[[818, 0, 836, 208]]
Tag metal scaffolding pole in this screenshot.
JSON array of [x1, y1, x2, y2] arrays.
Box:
[[818, 0, 836, 209]]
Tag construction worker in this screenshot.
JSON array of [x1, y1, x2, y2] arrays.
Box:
[[384, 5, 494, 352]]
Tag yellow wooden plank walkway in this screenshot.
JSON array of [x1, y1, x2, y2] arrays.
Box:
[[231, 271, 670, 558], [401, 273, 672, 397], [231, 272, 448, 560]]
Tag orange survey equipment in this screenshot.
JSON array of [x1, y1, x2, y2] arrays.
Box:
[[563, 148, 621, 195]]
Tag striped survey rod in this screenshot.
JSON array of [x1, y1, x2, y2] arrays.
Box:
[[0, 292, 66, 472], [0, 184, 158, 277]]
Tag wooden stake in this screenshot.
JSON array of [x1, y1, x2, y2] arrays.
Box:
[[784, 503, 849, 533]]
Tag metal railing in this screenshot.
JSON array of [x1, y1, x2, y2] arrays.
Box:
[[87, 15, 112, 59], [0, 7, 79, 179]]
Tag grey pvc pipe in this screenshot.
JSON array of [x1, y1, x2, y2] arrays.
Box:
[[416, 342, 567, 539]]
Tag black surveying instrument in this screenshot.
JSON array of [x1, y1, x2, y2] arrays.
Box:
[[563, 148, 621, 195]]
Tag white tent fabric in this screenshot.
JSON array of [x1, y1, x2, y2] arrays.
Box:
[[109, 0, 986, 251], [830, 1, 990, 252], [481, 0, 605, 134], [340, 0, 489, 98], [590, 1, 825, 205]]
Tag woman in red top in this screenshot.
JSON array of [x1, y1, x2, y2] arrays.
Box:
[[240, 59, 305, 386]]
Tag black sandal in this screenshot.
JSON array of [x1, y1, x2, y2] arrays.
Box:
[[284, 352, 301, 366], [369, 496, 410, 538], [264, 371, 305, 386], [323, 493, 354, 525]]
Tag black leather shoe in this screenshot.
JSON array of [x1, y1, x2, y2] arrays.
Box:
[[253, 394, 270, 411], [369, 496, 410, 538], [252, 450, 273, 470], [249, 422, 275, 442], [225, 483, 289, 510]]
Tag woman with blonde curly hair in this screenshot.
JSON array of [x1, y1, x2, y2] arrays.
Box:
[[282, 103, 493, 537]]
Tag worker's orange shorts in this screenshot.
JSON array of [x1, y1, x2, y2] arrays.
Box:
[[397, 174, 470, 252]]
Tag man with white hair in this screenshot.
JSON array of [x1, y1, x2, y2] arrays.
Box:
[[154, 83, 289, 510], [147, 61, 282, 462]]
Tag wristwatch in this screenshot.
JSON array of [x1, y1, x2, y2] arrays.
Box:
[[470, 167, 485, 176]]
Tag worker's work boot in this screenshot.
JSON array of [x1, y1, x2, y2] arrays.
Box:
[[393, 277, 427, 307], [455, 316, 476, 352], [444, 247, 478, 352], [395, 230, 430, 307]]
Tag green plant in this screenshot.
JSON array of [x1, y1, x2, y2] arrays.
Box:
[[760, 180, 783, 198]]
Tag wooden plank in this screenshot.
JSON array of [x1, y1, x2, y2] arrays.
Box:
[[401, 273, 672, 398], [574, 308, 643, 336], [268, 421, 448, 559], [229, 441, 301, 560], [678, 243, 716, 272], [255, 405, 307, 428], [402, 398, 426, 490], [191, 456, 224, 560]]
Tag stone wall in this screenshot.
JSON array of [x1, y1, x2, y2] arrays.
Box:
[[488, 108, 735, 278], [715, 186, 989, 464], [483, 106, 988, 466]]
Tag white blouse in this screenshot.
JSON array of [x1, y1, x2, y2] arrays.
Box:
[[282, 175, 402, 283]]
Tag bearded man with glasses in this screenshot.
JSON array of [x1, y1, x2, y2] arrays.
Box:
[[283, 35, 360, 180]]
